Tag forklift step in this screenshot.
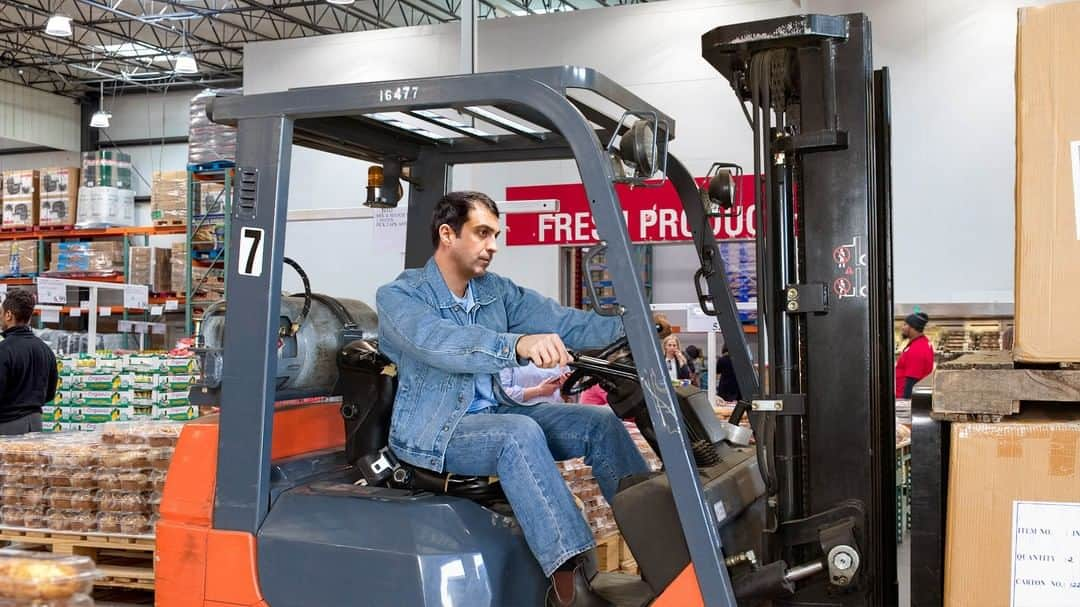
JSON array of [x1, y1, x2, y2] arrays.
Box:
[[931, 350, 1080, 421]]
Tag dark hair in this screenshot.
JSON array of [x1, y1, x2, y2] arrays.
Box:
[[685, 345, 701, 359], [430, 191, 500, 248], [3, 289, 35, 324]]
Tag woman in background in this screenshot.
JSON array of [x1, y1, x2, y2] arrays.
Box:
[[499, 363, 571, 405], [662, 334, 693, 382]]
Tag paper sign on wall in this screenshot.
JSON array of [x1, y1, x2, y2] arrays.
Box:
[[373, 203, 409, 256], [124, 285, 149, 310], [1010, 501, 1080, 606], [165, 299, 179, 311], [36, 278, 66, 305], [38, 306, 61, 324]]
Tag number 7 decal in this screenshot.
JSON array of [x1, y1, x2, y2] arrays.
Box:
[[238, 227, 265, 277]]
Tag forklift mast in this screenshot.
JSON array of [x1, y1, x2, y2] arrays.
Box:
[[703, 13, 897, 606]]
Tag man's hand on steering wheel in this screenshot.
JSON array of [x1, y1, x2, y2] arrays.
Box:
[[516, 334, 572, 368]]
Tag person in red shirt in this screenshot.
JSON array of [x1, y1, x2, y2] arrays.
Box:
[[895, 312, 934, 398]]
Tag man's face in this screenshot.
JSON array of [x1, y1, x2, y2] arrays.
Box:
[[900, 322, 913, 339], [442, 205, 500, 279]]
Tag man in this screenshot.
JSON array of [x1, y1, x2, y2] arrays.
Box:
[[0, 290, 57, 435], [895, 312, 933, 399], [715, 345, 742, 402], [377, 191, 649, 607]]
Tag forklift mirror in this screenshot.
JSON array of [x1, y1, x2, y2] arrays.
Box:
[[700, 162, 743, 217]]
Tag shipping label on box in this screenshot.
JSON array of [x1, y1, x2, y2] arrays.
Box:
[[1009, 501, 1080, 606]]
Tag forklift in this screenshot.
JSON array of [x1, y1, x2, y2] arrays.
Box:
[[159, 12, 895, 607]]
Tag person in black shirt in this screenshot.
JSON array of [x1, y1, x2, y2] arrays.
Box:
[[715, 345, 742, 402], [0, 290, 57, 435]]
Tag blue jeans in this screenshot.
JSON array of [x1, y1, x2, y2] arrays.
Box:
[[443, 402, 650, 577]]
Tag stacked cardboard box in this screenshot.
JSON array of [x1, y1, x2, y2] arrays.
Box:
[[76, 187, 135, 228], [944, 410, 1080, 606], [48, 241, 123, 276], [1014, 2, 1080, 362], [0, 241, 38, 276], [81, 151, 132, 189], [170, 241, 188, 294], [150, 171, 188, 225], [130, 247, 172, 294], [38, 167, 79, 227], [1, 170, 39, 229]]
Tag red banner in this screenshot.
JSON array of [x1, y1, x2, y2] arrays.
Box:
[[503, 175, 756, 246]]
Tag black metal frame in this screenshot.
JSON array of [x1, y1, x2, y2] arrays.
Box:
[[703, 13, 897, 606]]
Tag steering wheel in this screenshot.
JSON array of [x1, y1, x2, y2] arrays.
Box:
[[560, 337, 637, 397]]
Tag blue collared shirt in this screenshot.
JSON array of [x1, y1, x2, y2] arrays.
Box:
[[450, 284, 497, 413]]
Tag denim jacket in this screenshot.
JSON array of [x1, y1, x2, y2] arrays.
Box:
[[376, 258, 624, 472]]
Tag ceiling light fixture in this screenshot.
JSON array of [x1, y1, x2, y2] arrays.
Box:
[[89, 82, 111, 128], [327, 0, 355, 5], [174, 21, 199, 74], [45, 14, 72, 37]]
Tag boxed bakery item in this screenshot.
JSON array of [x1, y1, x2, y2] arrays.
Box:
[[0, 548, 99, 601], [150, 171, 188, 225], [81, 150, 132, 189], [38, 167, 79, 227], [1014, 3, 1080, 362], [943, 408, 1080, 606], [75, 187, 134, 228], [129, 247, 171, 293], [48, 241, 123, 275], [0, 241, 38, 277], [1, 170, 39, 229]]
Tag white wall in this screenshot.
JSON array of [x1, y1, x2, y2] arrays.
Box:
[[0, 82, 80, 151], [241, 0, 1056, 307]]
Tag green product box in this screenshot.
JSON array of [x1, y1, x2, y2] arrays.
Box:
[[45, 421, 100, 433], [68, 405, 132, 423], [42, 405, 68, 423], [166, 375, 194, 390], [160, 390, 190, 405], [126, 355, 165, 371], [166, 358, 196, 374], [152, 404, 198, 421], [133, 373, 164, 389], [70, 391, 124, 405], [76, 374, 123, 390]]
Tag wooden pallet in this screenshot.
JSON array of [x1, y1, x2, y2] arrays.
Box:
[[0, 527, 154, 591], [596, 533, 622, 573], [931, 351, 1080, 421], [0, 225, 34, 233], [37, 224, 74, 231], [618, 537, 638, 575], [153, 219, 186, 227]]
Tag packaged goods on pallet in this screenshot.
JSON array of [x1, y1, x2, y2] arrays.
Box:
[[0, 422, 183, 537], [47, 241, 123, 276], [0, 549, 100, 604], [196, 182, 225, 216], [0, 241, 38, 277], [150, 171, 188, 225], [189, 89, 239, 167], [75, 187, 134, 228], [170, 241, 188, 293], [1, 170, 39, 229], [38, 167, 80, 228], [129, 246, 171, 293], [81, 150, 132, 190]]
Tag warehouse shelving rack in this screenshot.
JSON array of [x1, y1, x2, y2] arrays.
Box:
[[185, 166, 232, 336]]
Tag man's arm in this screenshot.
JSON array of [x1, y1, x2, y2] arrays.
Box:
[[376, 283, 521, 374], [44, 349, 57, 405], [902, 376, 919, 399], [500, 277, 622, 350]]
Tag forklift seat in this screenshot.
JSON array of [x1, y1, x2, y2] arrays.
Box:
[[336, 339, 506, 505]]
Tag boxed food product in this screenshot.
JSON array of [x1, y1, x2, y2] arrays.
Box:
[[0, 242, 38, 277], [129, 247, 171, 293], [75, 186, 134, 228], [944, 409, 1080, 606], [1014, 3, 1080, 362], [66, 405, 131, 423], [48, 242, 123, 276], [150, 171, 187, 224], [38, 167, 79, 228], [1, 170, 39, 229], [152, 404, 197, 422], [81, 150, 132, 189], [0, 549, 98, 600]]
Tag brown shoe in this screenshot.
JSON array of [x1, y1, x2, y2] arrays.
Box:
[[546, 563, 614, 607]]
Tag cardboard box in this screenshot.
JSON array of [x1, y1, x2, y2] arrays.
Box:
[[0, 241, 38, 276], [171, 241, 188, 293], [151, 171, 188, 224], [49, 241, 123, 275], [1014, 3, 1080, 362], [1, 169, 39, 229], [75, 186, 135, 228], [943, 409, 1080, 606], [130, 246, 172, 293], [81, 150, 132, 189], [38, 167, 79, 227]]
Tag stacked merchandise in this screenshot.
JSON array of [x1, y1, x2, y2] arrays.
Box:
[[170, 241, 188, 295], [718, 240, 757, 324], [556, 422, 661, 540], [129, 247, 172, 294], [0, 549, 101, 605], [43, 353, 198, 432], [47, 242, 123, 277], [150, 171, 188, 225], [36, 330, 134, 357], [1, 170, 39, 229], [0, 423, 182, 537], [77, 152, 134, 228], [0, 242, 38, 277], [39, 167, 80, 228], [189, 89, 239, 168]]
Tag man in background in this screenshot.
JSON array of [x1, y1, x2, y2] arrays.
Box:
[[895, 311, 933, 399], [0, 290, 57, 435]]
